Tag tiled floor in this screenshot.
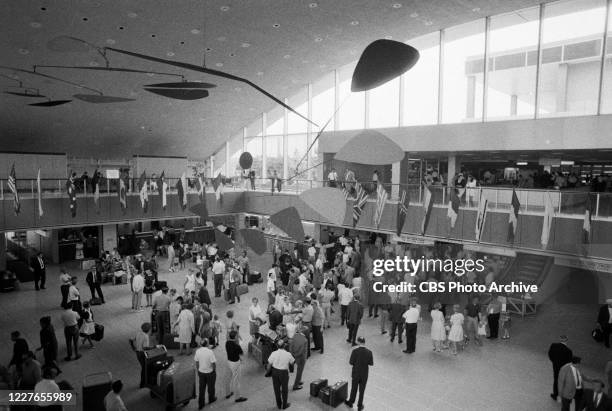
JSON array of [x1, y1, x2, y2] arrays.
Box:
[[0, 251, 607, 411]]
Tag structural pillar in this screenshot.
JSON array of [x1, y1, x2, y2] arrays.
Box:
[[391, 161, 400, 199], [0, 234, 6, 271], [447, 154, 461, 186]]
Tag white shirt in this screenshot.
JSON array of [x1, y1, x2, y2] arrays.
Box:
[[571, 365, 582, 389], [132, 274, 145, 292], [207, 246, 218, 257], [608, 306, 612, 323], [34, 379, 60, 405], [68, 285, 80, 301], [339, 236, 349, 246], [307, 246, 316, 257], [267, 268, 277, 281], [268, 349, 295, 370], [338, 286, 353, 306], [328, 171, 337, 181], [267, 277, 276, 293], [249, 305, 263, 322], [194, 347, 216, 373], [403, 305, 421, 324], [212, 261, 225, 275]]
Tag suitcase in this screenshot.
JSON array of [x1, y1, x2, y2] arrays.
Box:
[[83, 372, 112, 411], [237, 284, 248, 296], [248, 271, 262, 284], [310, 378, 328, 397], [160, 362, 196, 405], [163, 334, 181, 350], [145, 346, 173, 386], [92, 323, 104, 341], [319, 381, 348, 407], [89, 297, 103, 306]]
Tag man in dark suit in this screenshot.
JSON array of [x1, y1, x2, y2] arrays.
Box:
[[346, 295, 364, 346], [598, 299, 612, 349], [388, 299, 405, 344], [30, 252, 46, 291], [549, 335, 573, 401], [85, 266, 105, 303], [345, 336, 373, 411], [582, 380, 611, 411]]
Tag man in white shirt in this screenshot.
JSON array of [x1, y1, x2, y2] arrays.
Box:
[[212, 257, 226, 297], [34, 368, 61, 407], [307, 244, 317, 263], [68, 277, 81, 312], [61, 305, 81, 361], [327, 168, 338, 188], [194, 339, 217, 408], [104, 380, 127, 411], [402, 298, 421, 354], [267, 269, 277, 306], [131, 271, 145, 311], [338, 284, 353, 326], [267, 340, 295, 410]]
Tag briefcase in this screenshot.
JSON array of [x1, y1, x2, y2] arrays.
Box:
[[310, 378, 328, 397], [319, 380, 348, 407], [237, 284, 248, 296]]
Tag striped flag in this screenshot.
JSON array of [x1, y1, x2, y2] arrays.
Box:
[[138, 171, 149, 212], [420, 183, 433, 235], [447, 187, 460, 229], [195, 175, 205, 201], [176, 172, 188, 210], [541, 192, 555, 248], [474, 188, 488, 242], [583, 194, 594, 244], [66, 175, 77, 218], [373, 184, 387, 228], [396, 189, 409, 236], [352, 182, 368, 227], [7, 164, 19, 215], [118, 176, 127, 210], [158, 171, 167, 209], [212, 174, 224, 201], [92, 169, 100, 208], [507, 189, 520, 243], [342, 185, 351, 200], [36, 168, 43, 217]]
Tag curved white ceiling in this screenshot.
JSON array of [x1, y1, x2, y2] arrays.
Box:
[[0, 0, 545, 158]]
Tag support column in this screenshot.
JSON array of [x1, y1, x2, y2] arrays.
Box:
[[556, 63, 569, 113], [447, 154, 461, 186], [0, 234, 6, 271], [391, 161, 400, 200], [225, 141, 230, 177]]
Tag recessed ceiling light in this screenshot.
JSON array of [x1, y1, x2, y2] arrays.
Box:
[[127, 12, 138, 18], [472, 7, 481, 12], [18, 48, 29, 55], [215, 62, 224, 67], [241, 42, 251, 48], [392, 3, 402, 8], [309, 2, 318, 8], [256, 71, 264, 76], [283, 54, 291, 59], [350, 20, 359, 25], [30, 22, 42, 28], [106, 39, 116, 44], [234, 87, 241, 92], [272, 23, 280, 28], [89, 61, 99, 66], [220, 6, 230, 11], [410, 12, 418, 18], [314, 37, 323, 42], [217, 36, 226, 42], [191, 29, 201, 34], [167, 51, 175, 57]]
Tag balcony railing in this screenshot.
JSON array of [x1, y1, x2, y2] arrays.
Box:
[[1, 178, 611, 218]]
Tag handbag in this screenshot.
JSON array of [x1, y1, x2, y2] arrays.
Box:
[[592, 326, 604, 343]]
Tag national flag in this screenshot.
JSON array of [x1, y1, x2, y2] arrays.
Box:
[[582, 194, 594, 244], [118, 176, 127, 210], [36, 168, 43, 217], [66, 175, 77, 218], [7, 164, 19, 215], [373, 184, 387, 228], [212, 174, 224, 201], [91, 169, 100, 208], [176, 172, 187, 210], [541, 192, 555, 248], [352, 182, 368, 227], [507, 189, 520, 243], [474, 188, 488, 242], [195, 175, 205, 201], [396, 189, 409, 236], [158, 171, 167, 209], [420, 183, 433, 235], [138, 171, 149, 212], [342, 185, 351, 200], [447, 188, 460, 229]]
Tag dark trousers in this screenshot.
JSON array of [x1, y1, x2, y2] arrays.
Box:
[[602, 323, 611, 348], [390, 322, 404, 342], [293, 357, 305, 388], [136, 351, 146, 388], [348, 376, 367, 407], [88, 283, 104, 301], [488, 313, 500, 338], [552, 366, 560, 398], [405, 323, 417, 353], [347, 323, 359, 344], [271, 368, 289, 409], [42, 350, 61, 375], [34, 270, 46, 289], [63, 325, 79, 358], [249, 178, 255, 190], [60, 285, 70, 308], [198, 370, 216, 408], [312, 325, 323, 352], [229, 282, 239, 303], [214, 275, 223, 297], [368, 304, 378, 317], [561, 389, 583, 411], [156, 311, 169, 344], [341, 305, 348, 325]]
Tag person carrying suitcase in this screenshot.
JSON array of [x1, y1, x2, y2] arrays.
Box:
[[345, 336, 373, 411]]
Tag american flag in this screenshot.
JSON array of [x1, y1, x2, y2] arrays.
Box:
[[342, 185, 351, 200], [352, 182, 368, 227], [8, 164, 20, 215], [373, 184, 387, 228]]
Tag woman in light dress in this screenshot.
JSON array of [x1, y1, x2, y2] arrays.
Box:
[[448, 304, 465, 355], [430, 302, 446, 352], [79, 302, 95, 348], [173, 305, 195, 355], [167, 243, 176, 272], [281, 296, 294, 325], [184, 269, 196, 293]]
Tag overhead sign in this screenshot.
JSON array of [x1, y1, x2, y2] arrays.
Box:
[[105, 169, 120, 179], [390, 233, 435, 245], [554, 256, 612, 274], [464, 244, 517, 257]]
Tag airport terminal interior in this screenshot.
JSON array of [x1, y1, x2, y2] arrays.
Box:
[[1, 0, 612, 410]]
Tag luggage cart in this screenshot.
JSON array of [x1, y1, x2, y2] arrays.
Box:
[[144, 347, 194, 410]]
